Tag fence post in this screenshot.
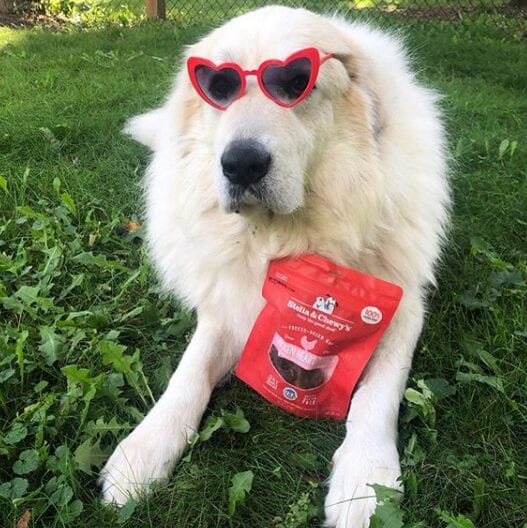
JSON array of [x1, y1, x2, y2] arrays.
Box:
[[146, 0, 166, 19]]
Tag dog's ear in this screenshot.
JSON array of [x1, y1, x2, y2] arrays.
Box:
[[331, 52, 361, 83], [323, 20, 387, 140], [333, 50, 384, 140], [123, 108, 167, 151], [123, 54, 202, 155]]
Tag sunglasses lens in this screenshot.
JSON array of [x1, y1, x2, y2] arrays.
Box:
[[261, 57, 312, 105], [195, 65, 242, 107]]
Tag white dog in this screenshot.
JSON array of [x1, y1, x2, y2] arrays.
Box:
[[100, 6, 450, 527]]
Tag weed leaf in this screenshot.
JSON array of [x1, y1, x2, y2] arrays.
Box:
[[455, 372, 505, 393], [369, 484, 403, 503], [198, 407, 251, 443], [16, 330, 28, 382], [46, 445, 74, 474], [436, 510, 475, 528], [228, 470, 254, 517], [60, 192, 77, 216], [38, 326, 65, 366], [99, 340, 152, 403], [0, 175, 8, 193], [52, 177, 61, 195], [291, 452, 320, 471], [85, 417, 126, 438], [199, 415, 224, 441], [62, 499, 84, 522], [472, 478, 486, 519], [488, 270, 524, 288], [423, 378, 456, 400], [4, 424, 28, 445], [369, 484, 404, 528], [74, 437, 109, 473], [273, 481, 320, 527], [404, 386, 436, 424], [49, 482, 73, 506], [498, 139, 509, 160], [370, 501, 404, 528], [223, 407, 250, 433], [0, 478, 28, 499], [117, 499, 137, 523], [13, 449, 40, 475], [72, 251, 110, 268], [0, 368, 15, 383]]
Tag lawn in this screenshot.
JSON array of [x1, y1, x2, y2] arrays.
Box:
[[0, 10, 526, 528]]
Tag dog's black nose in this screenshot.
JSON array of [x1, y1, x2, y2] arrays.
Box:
[[221, 140, 271, 187]]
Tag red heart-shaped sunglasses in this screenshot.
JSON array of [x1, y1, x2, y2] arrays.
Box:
[[187, 47, 333, 111]]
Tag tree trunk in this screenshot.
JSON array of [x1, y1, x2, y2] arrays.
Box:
[[145, 0, 165, 19]]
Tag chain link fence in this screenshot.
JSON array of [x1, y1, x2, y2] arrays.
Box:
[[160, 0, 526, 32]]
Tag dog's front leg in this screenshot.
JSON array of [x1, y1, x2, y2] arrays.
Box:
[[100, 316, 241, 505], [324, 291, 424, 528]]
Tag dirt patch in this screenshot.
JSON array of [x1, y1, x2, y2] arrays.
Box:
[[0, 9, 64, 27]]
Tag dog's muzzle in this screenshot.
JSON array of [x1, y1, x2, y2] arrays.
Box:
[[221, 139, 272, 188]]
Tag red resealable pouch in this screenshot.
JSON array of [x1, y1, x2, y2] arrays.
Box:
[[235, 254, 403, 419]]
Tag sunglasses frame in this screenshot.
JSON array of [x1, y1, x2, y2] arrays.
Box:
[[187, 47, 333, 111]]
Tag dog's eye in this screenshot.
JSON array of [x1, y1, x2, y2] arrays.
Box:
[[262, 57, 312, 103], [288, 73, 310, 96], [209, 73, 235, 100], [195, 66, 242, 106]]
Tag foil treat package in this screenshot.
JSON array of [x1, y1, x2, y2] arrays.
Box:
[[235, 254, 403, 419]]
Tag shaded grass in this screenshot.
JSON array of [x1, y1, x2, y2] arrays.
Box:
[[0, 15, 526, 528]]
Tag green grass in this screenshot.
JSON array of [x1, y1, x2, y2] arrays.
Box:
[[1, 14, 526, 528]]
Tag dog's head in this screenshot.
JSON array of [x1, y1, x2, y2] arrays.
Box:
[[127, 6, 382, 216]]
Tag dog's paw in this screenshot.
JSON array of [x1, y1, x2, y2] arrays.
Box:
[[99, 420, 185, 506], [324, 437, 402, 528]]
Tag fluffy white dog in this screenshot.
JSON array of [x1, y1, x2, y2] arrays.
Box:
[[100, 6, 450, 527]]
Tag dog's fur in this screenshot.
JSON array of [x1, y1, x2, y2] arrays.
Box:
[[100, 6, 450, 526]]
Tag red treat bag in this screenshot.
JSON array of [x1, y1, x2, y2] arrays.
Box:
[[235, 254, 403, 419]]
